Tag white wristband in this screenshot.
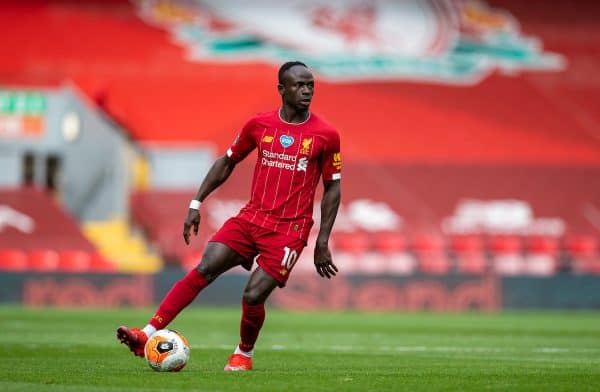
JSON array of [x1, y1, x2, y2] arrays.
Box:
[[189, 199, 201, 210]]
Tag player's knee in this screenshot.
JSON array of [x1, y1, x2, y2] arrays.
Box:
[[196, 250, 220, 283], [242, 288, 266, 306], [195, 263, 217, 283]]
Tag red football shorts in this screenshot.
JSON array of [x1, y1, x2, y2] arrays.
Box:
[[210, 217, 306, 287]]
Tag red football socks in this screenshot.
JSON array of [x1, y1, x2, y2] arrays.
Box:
[[149, 268, 208, 330], [239, 301, 266, 352]]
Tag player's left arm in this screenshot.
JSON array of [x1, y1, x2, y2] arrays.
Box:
[[314, 179, 341, 279], [314, 129, 342, 279]]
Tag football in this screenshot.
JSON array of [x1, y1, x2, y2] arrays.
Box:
[[144, 329, 190, 372]]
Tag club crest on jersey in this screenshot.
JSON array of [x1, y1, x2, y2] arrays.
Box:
[[279, 135, 294, 148], [300, 138, 312, 154]]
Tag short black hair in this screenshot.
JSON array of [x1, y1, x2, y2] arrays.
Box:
[[278, 61, 308, 84]]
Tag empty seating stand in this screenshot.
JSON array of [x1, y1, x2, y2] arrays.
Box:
[[0, 187, 116, 273], [567, 235, 600, 274], [0, 249, 28, 271], [525, 236, 560, 276], [490, 235, 524, 276], [28, 249, 60, 271], [451, 235, 488, 274], [413, 233, 450, 275]]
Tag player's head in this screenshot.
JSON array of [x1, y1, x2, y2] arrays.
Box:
[[278, 61, 314, 110]]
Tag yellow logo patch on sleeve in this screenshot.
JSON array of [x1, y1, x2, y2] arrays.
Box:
[[332, 152, 342, 169]]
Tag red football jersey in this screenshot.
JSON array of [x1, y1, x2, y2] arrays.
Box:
[[226, 109, 342, 242]]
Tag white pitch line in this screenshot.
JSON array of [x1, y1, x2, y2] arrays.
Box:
[[187, 344, 600, 354]]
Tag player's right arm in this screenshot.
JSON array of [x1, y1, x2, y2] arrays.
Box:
[[183, 119, 257, 245], [183, 154, 237, 245]]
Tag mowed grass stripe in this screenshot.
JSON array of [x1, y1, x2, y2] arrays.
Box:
[[0, 307, 598, 391]]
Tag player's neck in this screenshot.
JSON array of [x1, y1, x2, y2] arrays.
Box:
[[279, 107, 310, 125]]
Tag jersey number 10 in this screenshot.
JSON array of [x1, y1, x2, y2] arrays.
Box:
[[281, 246, 298, 270]]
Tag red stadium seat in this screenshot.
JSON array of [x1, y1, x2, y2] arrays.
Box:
[[412, 233, 446, 253], [28, 249, 60, 271], [387, 253, 417, 275], [493, 254, 525, 275], [526, 236, 559, 256], [525, 254, 558, 276], [451, 235, 488, 274], [566, 235, 600, 274], [456, 252, 488, 274], [372, 231, 406, 253], [333, 252, 360, 273], [418, 252, 451, 275], [524, 236, 559, 276], [356, 252, 390, 275], [451, 235, 483, 253], [332, 231, 371, 255], [566, 235, 598, 258], [331, 231, 371, 274], [376, 233, 415, 275], [413, 233, 450, 274], [451, 235, 487, 274], [490, 235, 525, 275], [0, 249, 28, 271], [89, 253, 118, 272], [490, 235, 522, 254], [58, 250, 92, 272]]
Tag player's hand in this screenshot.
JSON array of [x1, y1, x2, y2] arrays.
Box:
[[183, 209, 201, 245], [314, 242, 338, 279]]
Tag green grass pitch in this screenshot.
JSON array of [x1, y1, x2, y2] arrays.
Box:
[[0, 306, 599, 391]]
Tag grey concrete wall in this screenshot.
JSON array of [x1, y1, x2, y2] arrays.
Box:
[[0, 150, 20, 186], [0, 85, 216, 221], [0, 85, 131, 221], [58, 86, 131, 221], [143, 143, 214, 189]]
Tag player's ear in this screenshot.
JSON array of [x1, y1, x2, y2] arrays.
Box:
[[277, 83, 284, 95]]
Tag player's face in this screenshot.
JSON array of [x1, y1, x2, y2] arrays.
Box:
[[279, 66, 314, 110]]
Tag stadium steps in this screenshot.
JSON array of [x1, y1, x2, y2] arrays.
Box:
[[83, 218, 162, 273]]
